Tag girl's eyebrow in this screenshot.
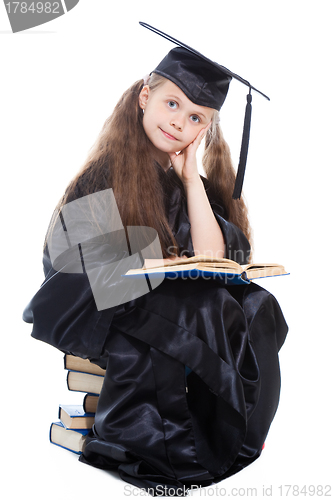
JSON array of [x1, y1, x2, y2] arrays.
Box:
[[165, 94, 183, 102], [165, 94, 208, 120]]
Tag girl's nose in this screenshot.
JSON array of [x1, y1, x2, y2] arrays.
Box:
[[170, 117, 184, 131]]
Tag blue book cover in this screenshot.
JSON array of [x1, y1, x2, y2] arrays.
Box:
[[137, 268, 250, 284], [49, 421, 90, 455], [59, 404, 95, 430]]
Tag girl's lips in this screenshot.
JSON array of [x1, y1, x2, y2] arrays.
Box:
[[160, 128, 178, 141]]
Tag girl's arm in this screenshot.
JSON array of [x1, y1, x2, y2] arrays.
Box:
[[169, 122, 225, 258], [183, 175, 225, 258]]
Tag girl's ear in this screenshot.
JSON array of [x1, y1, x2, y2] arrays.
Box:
[[139, 85, 150, 110]]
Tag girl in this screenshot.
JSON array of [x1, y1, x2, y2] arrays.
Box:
[[23, 31, 288, 496]]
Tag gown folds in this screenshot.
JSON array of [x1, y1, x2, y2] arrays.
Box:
[[23, 164, 288, 496]]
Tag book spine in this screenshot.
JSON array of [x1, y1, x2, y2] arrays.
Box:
[[83, 393, 89, 412], [83, 393, 99, 413], [49, 421, 55, 446]]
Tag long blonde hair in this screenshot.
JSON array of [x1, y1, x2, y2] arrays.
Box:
[[53, 74, 251, 257]]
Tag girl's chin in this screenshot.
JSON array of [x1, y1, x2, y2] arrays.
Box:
[[153, 144, 181, 155]]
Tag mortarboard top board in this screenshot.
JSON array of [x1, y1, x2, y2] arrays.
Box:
[[139, 21, 270, 199]]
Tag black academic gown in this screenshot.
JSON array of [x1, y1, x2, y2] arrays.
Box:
[[23, 166, 288, 496]]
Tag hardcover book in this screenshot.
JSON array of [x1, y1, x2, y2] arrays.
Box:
[[125, 255, 288, 285], [83, 394, 99, 414], [64, 354, 106, 376], [67, 370, 104, 395], [59, 404, 95, 430], [49, 421, 89, 455]]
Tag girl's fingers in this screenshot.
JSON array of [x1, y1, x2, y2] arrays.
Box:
[[194, 120, 212, 147], [169, 120, 212, 177], [201, 120, 212, 138]]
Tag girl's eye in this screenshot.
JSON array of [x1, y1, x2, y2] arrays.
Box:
[[190, 115, 200, 123], [167, 101, 178, 109]]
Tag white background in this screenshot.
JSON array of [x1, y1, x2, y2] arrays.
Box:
[[1, 0, 332, 498]]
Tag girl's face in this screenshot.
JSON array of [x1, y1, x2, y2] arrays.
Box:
[[139, 79, 214, 155]]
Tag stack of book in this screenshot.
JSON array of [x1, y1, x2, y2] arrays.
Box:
[[49, 354, 106, 454]]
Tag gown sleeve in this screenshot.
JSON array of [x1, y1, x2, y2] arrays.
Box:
[[22, 243, 117, 365]]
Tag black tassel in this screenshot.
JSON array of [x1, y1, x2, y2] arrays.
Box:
[[232, 89, 252, 200]]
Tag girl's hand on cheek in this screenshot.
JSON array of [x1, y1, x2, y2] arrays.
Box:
[[169, 121, 211, 184]]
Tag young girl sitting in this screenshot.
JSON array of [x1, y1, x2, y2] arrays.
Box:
[[23, 26, 288, 496]]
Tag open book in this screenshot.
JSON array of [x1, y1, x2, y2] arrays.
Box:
[[125, 255, 288, 285]]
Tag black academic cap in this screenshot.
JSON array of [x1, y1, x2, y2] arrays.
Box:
[[153, 47, 232, 111], [139, 22, 269, 199]]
